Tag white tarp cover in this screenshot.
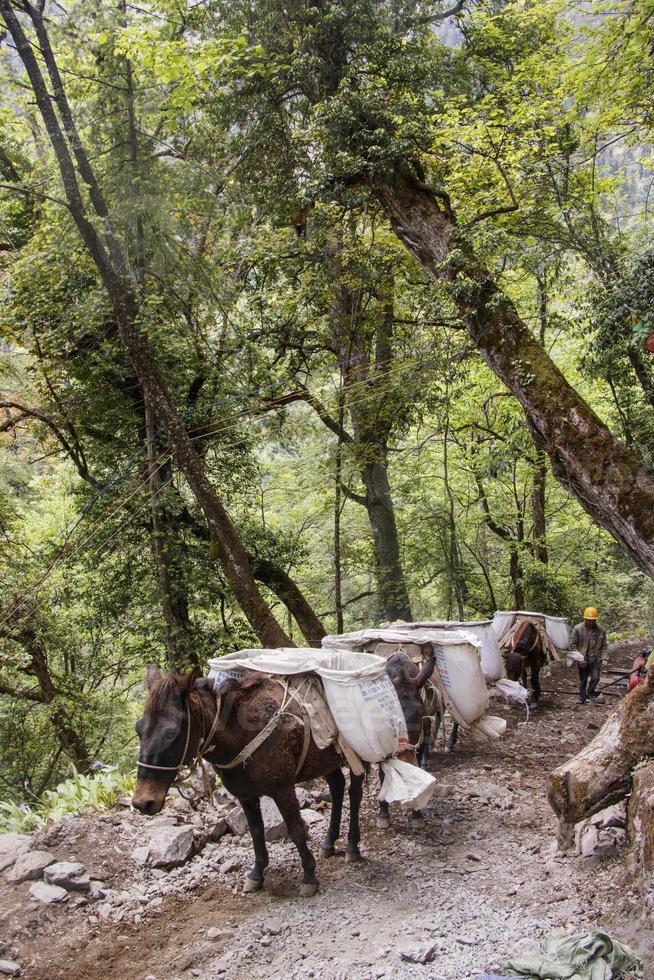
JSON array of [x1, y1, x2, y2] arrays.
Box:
[[321, 628, 504, 737], [381, 619, 506, 683], [491, 610, 570, 656], [207, 648, 437, 810]]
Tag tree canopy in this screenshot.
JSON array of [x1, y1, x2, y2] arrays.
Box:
[[1, 0, 653, 798]]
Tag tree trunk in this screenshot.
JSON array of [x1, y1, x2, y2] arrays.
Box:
[[373, 167, 654, 578], [334, 394, 345, 633], [145, 403, 196, 669], [509, 547, 525, 609], [327, 245, 412, 621], [16, 625, 91, 773], [249, 558, 325, 647], [1, 2, 292, 649], [360, 459, 413, 621], [531, 458, 549, 564], [548, 672, 654, 847]]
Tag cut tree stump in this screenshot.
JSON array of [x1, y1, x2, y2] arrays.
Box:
[[548, 670, 654, 849]]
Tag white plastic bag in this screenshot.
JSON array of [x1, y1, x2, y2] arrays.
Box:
[[378, 758, 437, 811], [468, 715, 507, 741], [490, 678, 530, 704]]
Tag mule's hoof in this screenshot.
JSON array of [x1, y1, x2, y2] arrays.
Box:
[[376, 815, 390, 830], [344, 850, 361, 864], [300, 880, 319, 897], [409, 817, 425, 831], [319, 844, 335, 858], [244, 875, 263, 893]]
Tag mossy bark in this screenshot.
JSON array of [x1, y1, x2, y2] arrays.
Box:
[[374, 168, 654, 577]]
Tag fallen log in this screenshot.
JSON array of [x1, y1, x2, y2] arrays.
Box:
[[548, 670, 654, 849]]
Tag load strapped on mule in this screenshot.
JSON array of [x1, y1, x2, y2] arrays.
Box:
[[380, 618, 506, 684], [207, 647, 437, 813], [320, 626, 507, 744], [491, 610, 570, 661]]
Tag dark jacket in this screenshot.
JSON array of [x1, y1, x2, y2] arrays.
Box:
[[570, 622, 607, 664]]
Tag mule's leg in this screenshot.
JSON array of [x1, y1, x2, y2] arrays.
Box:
[[320, 767, 345, 858], [420, 716, 433, 771], [532, 666, 541, 702], [241, 797, 268, 893], [272, 787, 319, 897], [445, 721, 459, 754], [346, 772, 365, 862], [376, 764, 390, 829], [410, 808, 425, 830]]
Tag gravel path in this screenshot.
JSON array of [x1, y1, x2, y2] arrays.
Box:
[[3, 644, 651, 979]]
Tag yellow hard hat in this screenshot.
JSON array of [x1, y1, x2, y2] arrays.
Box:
[[583, 606, 599, 620]]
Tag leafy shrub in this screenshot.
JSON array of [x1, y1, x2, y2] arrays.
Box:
[[0, 766, 135, 834]]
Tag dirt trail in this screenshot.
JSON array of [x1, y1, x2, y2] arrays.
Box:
[[3, 642, 651, 979]]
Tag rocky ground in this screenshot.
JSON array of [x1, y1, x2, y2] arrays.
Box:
[[0, 642, 651, 980]]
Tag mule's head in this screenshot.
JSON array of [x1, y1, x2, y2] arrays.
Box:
[[386, 652, 430, 745], [505, 650, 524, 682], [132, 665, 203, 816]]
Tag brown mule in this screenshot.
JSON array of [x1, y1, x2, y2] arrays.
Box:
[[506, 620, 546, 701], [132, 666, 365, 897]]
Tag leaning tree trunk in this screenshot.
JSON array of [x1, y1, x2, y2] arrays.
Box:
[[1, 1, 292, 650], [373, 167, 654, 579], [548, 672, 654, 848], [145, 403, 197, 669]]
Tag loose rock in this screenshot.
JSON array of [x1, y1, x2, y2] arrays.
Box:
[[6, 850, 56, 884], [44, 861, 90, 892], [0, 833, 32, 873], [398, 943, 438, 964], [0, 962, 20, 977], [131, 825, 194, 868], [29, 881, 69, 905]]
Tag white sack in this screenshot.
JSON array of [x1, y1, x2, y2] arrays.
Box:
[[566, 650, 585, 666], [208, 647, 407, 764], [378, 758, 437, 811], [490, 678, 530, 704], [323, 627, 492, 730], [468, 715, 507, 741], [545, 615, 570, 650], [394, 620, 505, 683], [431, 637, 489, 724], [492, 610, 570, 655], [491, 611, 515, 642]]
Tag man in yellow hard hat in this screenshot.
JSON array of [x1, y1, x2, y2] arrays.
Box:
[[570, 607, 607, 705]]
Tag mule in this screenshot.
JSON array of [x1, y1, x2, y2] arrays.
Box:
[[421, 697, 460, 763], [506, 620, 546, 701], [132, 666, 365, 897], [377, 650, 435, 831]]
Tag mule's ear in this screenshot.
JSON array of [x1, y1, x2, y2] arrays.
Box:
[[181, 665, 201, 695], [194, 677, 214, 692], [146, 665, 162, 689]]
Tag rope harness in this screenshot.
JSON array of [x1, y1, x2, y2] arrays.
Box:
[[137, 677, 312, 797]]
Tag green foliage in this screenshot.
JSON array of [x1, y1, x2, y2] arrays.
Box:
[[1, 0, 654, 804], [0, 767, 136, 834]]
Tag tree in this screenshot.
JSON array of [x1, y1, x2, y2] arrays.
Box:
[[0, 0, 292, 648]]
